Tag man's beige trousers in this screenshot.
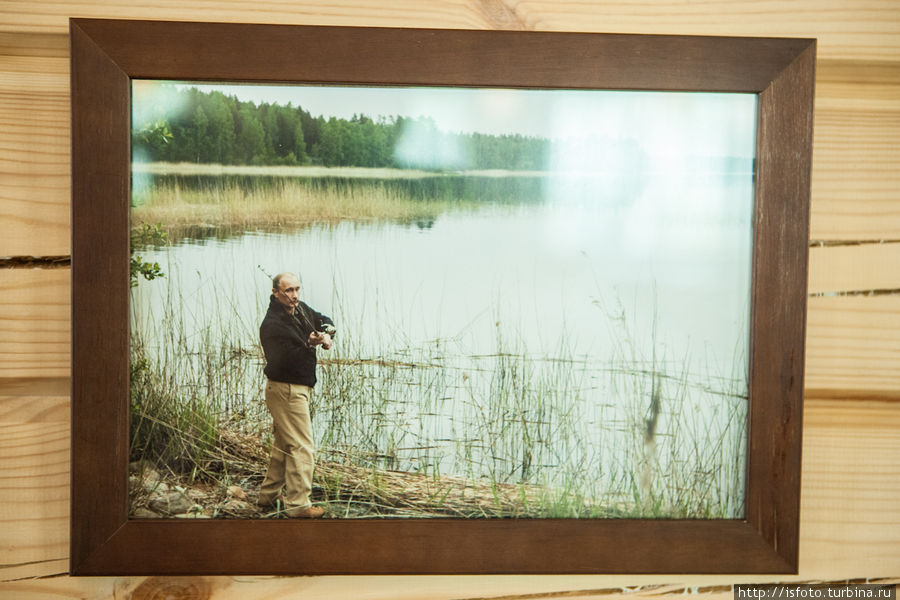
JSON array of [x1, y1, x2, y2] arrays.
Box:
[[260, 380, 314, 511]]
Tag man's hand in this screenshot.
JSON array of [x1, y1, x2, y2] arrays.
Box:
[[307, 331, 333, 350]]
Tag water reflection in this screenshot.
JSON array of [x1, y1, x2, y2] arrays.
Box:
[[131, 171, 752, 517]]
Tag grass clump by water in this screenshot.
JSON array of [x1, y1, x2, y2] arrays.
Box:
[[128, 175, 748, 519], [129, 274, 748, 519], [131, 168, 545, 242], [129, 339, 219, 479]]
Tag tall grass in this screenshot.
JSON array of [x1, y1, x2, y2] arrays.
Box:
[[131, 173, 545, 241], [129, 172, 749, 519], [129, 278, 271, 494], [130, 337, 219, 477], [130, 258, 748, 518]]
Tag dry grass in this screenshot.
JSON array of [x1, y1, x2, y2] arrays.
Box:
[[315, 458, 547, 518], [132, 178, 471, 238], [220, 424, 568, 518], [132, 421, 594, 519], [133, 162, 549, 179]]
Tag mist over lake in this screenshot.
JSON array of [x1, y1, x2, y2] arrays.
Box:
[[131, 168, 752, 517]]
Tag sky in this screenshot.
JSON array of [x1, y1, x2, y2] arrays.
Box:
[[134, 80, 758, 161]]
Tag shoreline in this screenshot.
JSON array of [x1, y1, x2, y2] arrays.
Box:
[[132, 161, 553, 180], [129, 164, 546, 237], [133, 161, 753, 180], [128, 422, 615, 520]]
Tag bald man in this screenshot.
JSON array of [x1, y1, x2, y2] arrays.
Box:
[[258, 272, 335, 518]]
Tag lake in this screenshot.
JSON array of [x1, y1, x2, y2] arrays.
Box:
[[131, 169, 752, 517]]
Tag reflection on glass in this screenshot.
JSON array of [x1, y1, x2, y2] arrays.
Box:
[[129, 80, 755, 520]]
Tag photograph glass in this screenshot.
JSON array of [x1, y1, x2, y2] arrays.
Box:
[[128, 80, 756, 520]]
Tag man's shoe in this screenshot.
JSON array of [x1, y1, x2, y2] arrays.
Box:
[[257, 494, 282, 510], [285, 504, 325, 518]]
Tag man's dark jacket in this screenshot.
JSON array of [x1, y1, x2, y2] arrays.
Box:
[[259, 295, 335, 387]]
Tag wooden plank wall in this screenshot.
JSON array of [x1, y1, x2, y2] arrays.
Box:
[[1, 1, 898, 598]]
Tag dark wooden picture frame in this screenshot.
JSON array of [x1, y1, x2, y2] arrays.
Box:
[[71, 18, 814, 575]]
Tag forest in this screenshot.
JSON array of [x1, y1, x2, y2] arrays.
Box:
[[132, 86, 553, 171]]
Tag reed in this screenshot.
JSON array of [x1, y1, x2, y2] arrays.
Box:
[[130, 267, 748, 518], [128, 172, 748, 519], [131, 174, 543, 241]]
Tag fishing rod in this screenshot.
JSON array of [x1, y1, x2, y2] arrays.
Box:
[[257, 265, 336, 340]]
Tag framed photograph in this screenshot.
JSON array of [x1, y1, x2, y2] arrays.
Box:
[[71, 19, 814, 575]]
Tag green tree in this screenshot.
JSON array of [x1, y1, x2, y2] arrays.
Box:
[[235, 104, 266, 164], [313, 118, 347, 166], [132, 86, 559, 170], [192, 105, 215, 162], [293, 121, 308, 164], [299, 111, 322, 157], [266, 104, 308, 165], [204, 92, 236, 163]]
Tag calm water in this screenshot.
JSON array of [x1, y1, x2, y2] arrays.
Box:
[[131, 170, 753, 515]]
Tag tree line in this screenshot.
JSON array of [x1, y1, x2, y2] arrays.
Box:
[[133, 87, 552, 171]]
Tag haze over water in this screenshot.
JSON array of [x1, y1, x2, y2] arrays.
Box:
[[131, 83, 756, 517]]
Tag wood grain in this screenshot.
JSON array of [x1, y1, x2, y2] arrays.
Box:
[[747, 36, 814, 571], [65, 21, 812, 576], [0, 398, 896, 590], [805, 295, 900, 398], [808, 243, 900, 295], [5, 269, 896, 397], [2, 578, 899, 600], [810, 108, 900, 242], [800, 401, 900, 578], [0, 577, 801, 600], [0, 0, 898, 592], [0, 394, 69, 423], [0, 377, 69, 397], [0, 393, 69, 583], [0, 47, 69, 257], [810, 57, 900, 241], [1, 96, 898, 252], [0, 417, 69, 573], [0, 0, 899, 61], [0, 270, 69, 380], [1, 39, 898, 256], [0, 31, 67, 58]]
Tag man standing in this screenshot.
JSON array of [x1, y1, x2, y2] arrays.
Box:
[[258, 272, 335, 518]]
